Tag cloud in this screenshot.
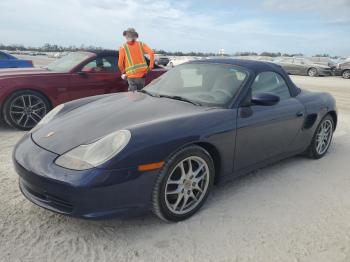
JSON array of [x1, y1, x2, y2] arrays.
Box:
[[261, 0, 350, 22], [0, 0, 348, 56]]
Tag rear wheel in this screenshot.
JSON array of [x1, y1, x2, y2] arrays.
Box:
[[342, 70, 350, 79], [308, 67, 318, 77], [3, 90, 51, 130], [306, 115, 334, 159], [152, 146, 214, 222]]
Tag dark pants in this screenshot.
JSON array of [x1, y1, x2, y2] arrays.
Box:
[[127, 77, 145, 91]]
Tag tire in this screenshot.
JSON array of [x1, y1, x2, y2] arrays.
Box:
[[306, 115, 334, 159], [2, 90, 51, 130], [308, 67, 318, 77], [342, 70, 350, 79], [152, 145, 215, 222]]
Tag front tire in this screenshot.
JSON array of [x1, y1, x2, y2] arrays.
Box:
[[306, 115, 334, 159], [342, 70, 350, 79], [308, 67, 318, 77], [152, 146, 214, 222], [3, 90, 51, 130]]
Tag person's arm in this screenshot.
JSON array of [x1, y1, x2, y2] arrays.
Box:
[[118, 47, 125, 73], [143, 43, 154, 69]]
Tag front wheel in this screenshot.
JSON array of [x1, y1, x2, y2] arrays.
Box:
[[3, 90, 51, 130], [306, 115, 334, 159], [342, 70, 350, 79], [152, 146, 214, 222], [308, 67, 318, 77]]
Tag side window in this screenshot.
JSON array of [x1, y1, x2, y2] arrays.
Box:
[[251, 71, 291, 100], [0, 53, 9, 60], [82, 56, 118, 72], [281, 58, 293, 63]]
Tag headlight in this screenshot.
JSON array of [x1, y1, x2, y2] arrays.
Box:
[[31, 104, 64, 131], [55, 130, 131, 170]]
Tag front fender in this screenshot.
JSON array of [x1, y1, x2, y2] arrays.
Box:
[[101, 109, 238, 177]]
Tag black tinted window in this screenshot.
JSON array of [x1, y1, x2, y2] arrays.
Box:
[[251, 71, 291, 100], [83, 56, 118, 72]]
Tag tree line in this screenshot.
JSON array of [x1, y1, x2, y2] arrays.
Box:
[[0, 43, 341, 58]]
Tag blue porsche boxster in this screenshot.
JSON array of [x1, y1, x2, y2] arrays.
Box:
[[13, 59, 337, 221]]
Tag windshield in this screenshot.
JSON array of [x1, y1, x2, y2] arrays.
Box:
[[47, 52, 93, 72], [145, 63, 248, 107]]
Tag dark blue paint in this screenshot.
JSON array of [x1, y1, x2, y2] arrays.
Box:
[[13, 59, 337, 219]]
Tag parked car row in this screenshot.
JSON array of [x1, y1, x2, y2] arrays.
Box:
[[155, 54, 350, 79], [233, 55, 350, 79]]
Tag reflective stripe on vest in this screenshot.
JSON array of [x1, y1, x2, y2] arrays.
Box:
[[123, 42, 148, 74]]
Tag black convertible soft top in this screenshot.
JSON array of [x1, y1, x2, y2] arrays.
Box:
[[193, 58, 301, 97]]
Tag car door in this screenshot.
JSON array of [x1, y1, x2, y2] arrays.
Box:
[[293, 59, 308, 75], [234, 71, 305, 171], [68, 55, 128, 101], [278, 58, 293, 74]]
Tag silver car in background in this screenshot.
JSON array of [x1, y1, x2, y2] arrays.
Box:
[[274, 57, 332, 77], [336, 57, 350, 79]]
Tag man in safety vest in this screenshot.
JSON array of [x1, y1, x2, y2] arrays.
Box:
[[118, 28, 155, 91]]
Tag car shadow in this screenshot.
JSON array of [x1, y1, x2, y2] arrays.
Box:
[[0, 122, 13, 131]]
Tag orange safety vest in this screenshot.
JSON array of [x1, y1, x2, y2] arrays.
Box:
[[123, 42, 149, 75]]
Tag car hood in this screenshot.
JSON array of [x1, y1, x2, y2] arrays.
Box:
[[0, 67, 59, 79], [32, 92, 210, 155]]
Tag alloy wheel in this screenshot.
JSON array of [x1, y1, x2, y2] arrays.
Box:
[[164, 156, 210, 215], [343, 70, 350, 79], [315, 119, 333, 155], [308, 68, 317, 77], [9, 95, 47, 129]]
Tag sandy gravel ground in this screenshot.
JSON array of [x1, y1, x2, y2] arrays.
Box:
[[0, 75, 350, 262]]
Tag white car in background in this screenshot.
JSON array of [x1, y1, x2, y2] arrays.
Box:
[[167, 56, 192, 67]]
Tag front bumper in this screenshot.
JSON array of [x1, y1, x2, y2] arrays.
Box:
[[13, 134, 159, 219]]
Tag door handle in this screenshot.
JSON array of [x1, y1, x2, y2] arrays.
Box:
[[296, 111, 304, 117]]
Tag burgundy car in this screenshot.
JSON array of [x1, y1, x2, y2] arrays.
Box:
[[0, 51, 166, 130]]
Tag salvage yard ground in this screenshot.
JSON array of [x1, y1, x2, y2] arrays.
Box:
[[0, 67, 350, 260]]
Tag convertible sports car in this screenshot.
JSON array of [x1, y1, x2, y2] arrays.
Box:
[[13, 59, 337, 222], [0, 51, 33, 69], [0, 51, 165, 130]]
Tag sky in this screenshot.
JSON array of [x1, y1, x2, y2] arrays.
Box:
[[0, 0, 349, 56]]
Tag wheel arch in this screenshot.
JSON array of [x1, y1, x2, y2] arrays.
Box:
[[192, 142, 222, 184], [328, 110, 337, 130], [3, 88, 53, 110]]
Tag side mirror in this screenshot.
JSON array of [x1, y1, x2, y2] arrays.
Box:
[[251, 92, 280, 106]]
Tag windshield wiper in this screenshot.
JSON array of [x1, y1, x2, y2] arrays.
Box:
[[138, 89, 159, 97], [158, 94, 202, 106]]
